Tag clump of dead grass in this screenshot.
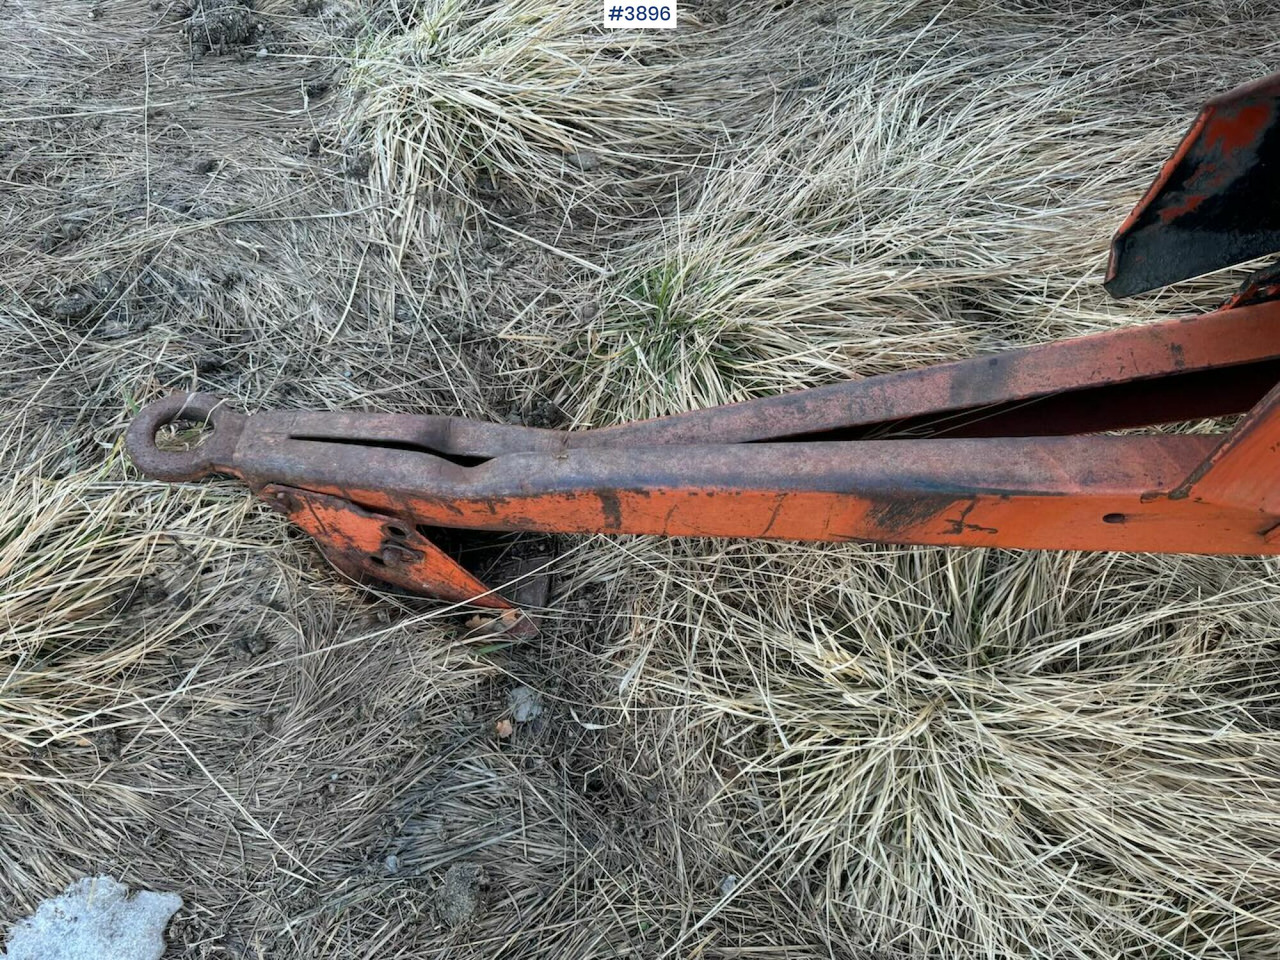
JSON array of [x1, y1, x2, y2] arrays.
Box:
[[560, 540, 1280, 957], [0, 436, 524, 952], [342, 0, 701, 251], [545, 5, 1280, 425]]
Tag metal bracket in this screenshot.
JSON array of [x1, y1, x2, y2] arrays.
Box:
[[262, 484, 537, 636]]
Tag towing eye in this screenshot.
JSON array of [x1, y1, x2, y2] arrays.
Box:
[[127, 73, 1280, 626]]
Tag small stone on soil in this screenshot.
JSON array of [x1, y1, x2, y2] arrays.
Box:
[[435, 863, 485, 928], [565, 150, 600, 172], [52, 293, 94, 320], [508, 685, 543, 723]]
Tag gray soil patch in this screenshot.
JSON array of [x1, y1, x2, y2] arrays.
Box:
[[185, 0, 263, 55], [435, 862, 485, 929]]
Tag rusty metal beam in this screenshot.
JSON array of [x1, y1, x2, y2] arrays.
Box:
[[125, 299, 1280, 560], [581, 299, 1280, 444]]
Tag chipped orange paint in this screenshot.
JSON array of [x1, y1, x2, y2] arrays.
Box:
[[1157, 101, 1273, 223], [1177, 380, 1280, 517], [1106, 71, 1280, 296], [1112, 74, 1280, 239], [1202, 101, 1273, 157], [266, 433, 1274, 556], [582, 300, 1280, 446], [263, 485, 514, 609]]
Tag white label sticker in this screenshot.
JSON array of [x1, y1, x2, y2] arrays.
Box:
[[602, 1, 677, 28]]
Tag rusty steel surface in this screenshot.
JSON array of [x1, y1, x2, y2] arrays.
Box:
[[127, 297, 1280, 472], [1106, 72, 1280, 297], [125, 74, 1280, 608], [125, 294, 1280, 606], [583, 298, 1280, 444], [264, 485, 514, 607]]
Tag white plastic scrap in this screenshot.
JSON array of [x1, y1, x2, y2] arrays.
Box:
[[3, 876, 182, 960]]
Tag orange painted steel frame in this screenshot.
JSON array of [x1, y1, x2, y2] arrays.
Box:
[[126, 295, 1280, 601], [125, 72, 1280, 609]]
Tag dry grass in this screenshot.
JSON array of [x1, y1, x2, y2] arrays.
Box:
[[559, 540, 1280, 955], [543, 5, 1280, 424], [5, 0, 1280, 957], [342, 0, 705, 242]]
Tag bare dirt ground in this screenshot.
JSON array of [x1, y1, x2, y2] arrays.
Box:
[[4, 1, 1280, 957]]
